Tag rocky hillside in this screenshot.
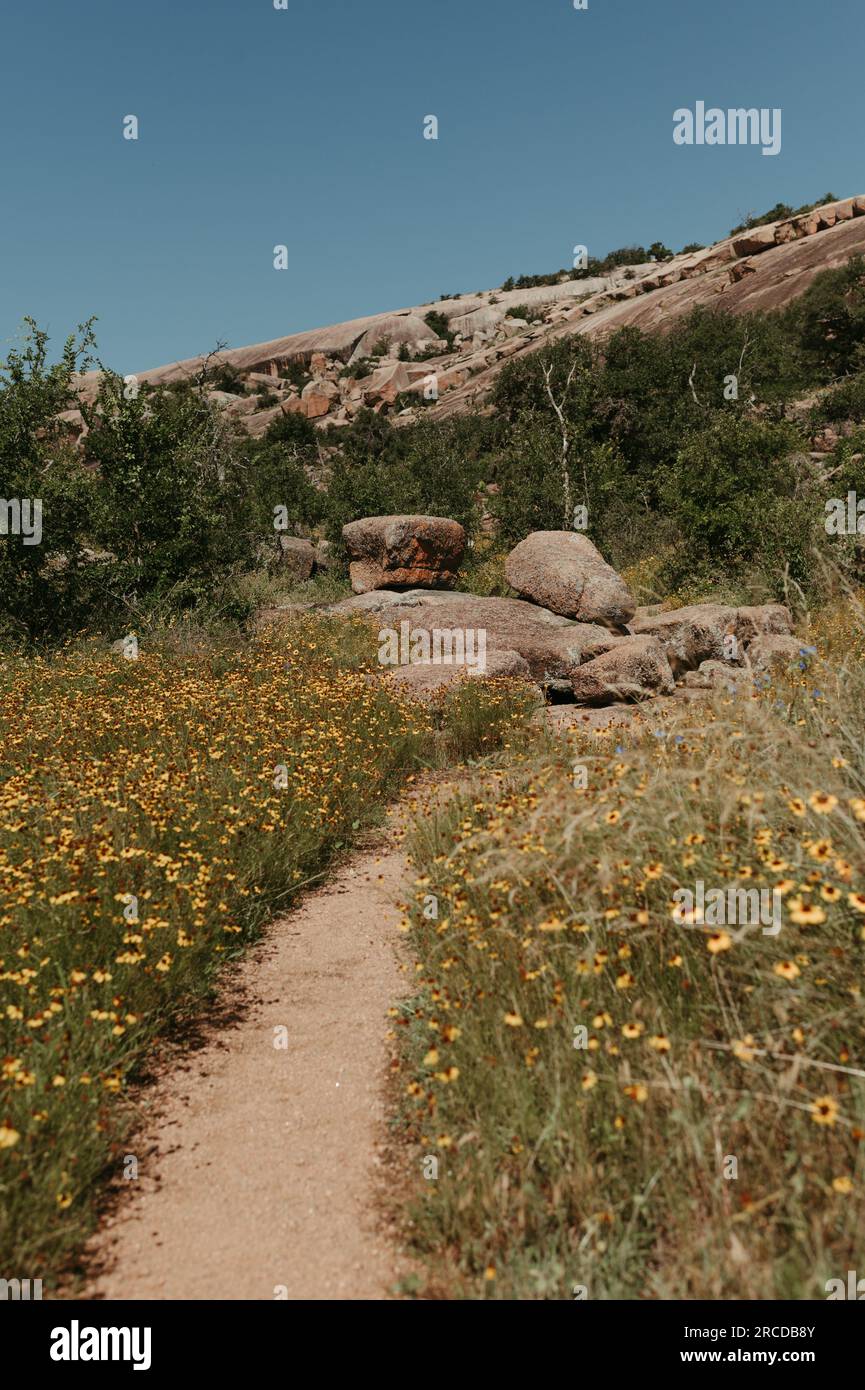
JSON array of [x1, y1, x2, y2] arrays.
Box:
[[73, 195, 865, 436]]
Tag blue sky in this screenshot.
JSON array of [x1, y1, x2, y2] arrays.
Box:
[[1, 0, 861, 374]]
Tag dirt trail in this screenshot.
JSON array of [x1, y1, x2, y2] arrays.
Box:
[[85, 798, 425, 1302]]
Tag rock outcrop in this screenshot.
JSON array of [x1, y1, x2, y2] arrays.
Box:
[[504, 531, 636, 627], [341, 515, 466, 594], [746, 634, 809, 676], [330, 527, 803, 708], [70, 194, 865, 434], [569, 636, 675, 704], [277, 536, 316, 581], [386, 648, 531, 699], [629, 602, 793, 673]]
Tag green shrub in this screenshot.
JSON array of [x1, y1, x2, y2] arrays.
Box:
[[785, 255, 865, 381], [812, 372, 865, 424], [0, 319, 109, 646], [659, 412, 818, 592], [82, 374, 254, 624], [324, 413, 489, 546]]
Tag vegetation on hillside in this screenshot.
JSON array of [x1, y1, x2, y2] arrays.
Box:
[[3, 252, 865, 648]]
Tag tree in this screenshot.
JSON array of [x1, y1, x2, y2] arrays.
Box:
[[0, 318, 102, 645]]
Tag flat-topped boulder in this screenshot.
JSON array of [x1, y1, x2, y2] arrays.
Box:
[[328, 590, 617, 680], [341, 515, 466, 594], [504, 531, 636, 626], [386, 648, 531, 700]]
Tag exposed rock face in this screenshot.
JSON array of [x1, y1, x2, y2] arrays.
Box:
[[277, 536, 315, 581], [301, 379, 340, 418], [329, 591, 590, 679], [630, 602, 794, 673], [341, 516, 466, 594], [504, 532, 636, 627], [629, 604, 738, 673], [386, 648, 531, 700], [327, 581, 804, 709], [735, 604, 793, 643], [348, 314, 447, 363], [681, 659, 745, 692], [71, 195, 865, 434], [570, 636, 675, 705], [746, 634, 810, 675]]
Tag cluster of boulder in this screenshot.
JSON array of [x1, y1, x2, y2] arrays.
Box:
[[332, 516, 803, 707]]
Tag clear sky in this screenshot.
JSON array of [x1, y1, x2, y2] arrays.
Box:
[[1, 0, 862, 374]]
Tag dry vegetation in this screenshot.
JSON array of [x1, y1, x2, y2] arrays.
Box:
[[392, 597, 865, 1298]]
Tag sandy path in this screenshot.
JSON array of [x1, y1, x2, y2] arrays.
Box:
[[85, 804, 415, 1301]]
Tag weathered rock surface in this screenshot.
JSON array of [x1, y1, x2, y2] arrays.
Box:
[[329, 591, 606, 680], [629, 604, 738, 673], [570, 635, 675, 705], [504, 531, 636, 626], [630, 602, 794, 672], [386, 648, 531, 700], [681, 659, 746, 692], [341, 515, 466, 594], [735, 604, 794, 642], [746, 634, 810, 675], [277, 536, 316, 581], [73, 196, 865, 433]]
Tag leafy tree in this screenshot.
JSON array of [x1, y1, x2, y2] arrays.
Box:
[[786, 256, 865, 380], [659, 412, 816, 591], [0, 318, 103, 645], [82, 371, 254, 623]]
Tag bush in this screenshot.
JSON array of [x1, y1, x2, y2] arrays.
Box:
[[812, 373, 865, 424], [324, 412, 490, 547], [505, 305, 546, 324], [0, 320, 109, 646], [785, 255, 865, 381], [82, 373, 254, 625], [245, 413, 324, 559], [659, 412, 818, 592]]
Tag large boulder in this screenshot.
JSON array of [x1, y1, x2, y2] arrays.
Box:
[[630, 602, 794, 673], [341, 515, 466, 594], [328, 590, 611, 680], [629, 603, 738, 673], [570, 636, 675, 706], [277, 535, 315, 581], [504, 532, 636, 626], [386, 648, 531, 700], [734, 604, 793, 643], [746, 634, 810, 676]]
